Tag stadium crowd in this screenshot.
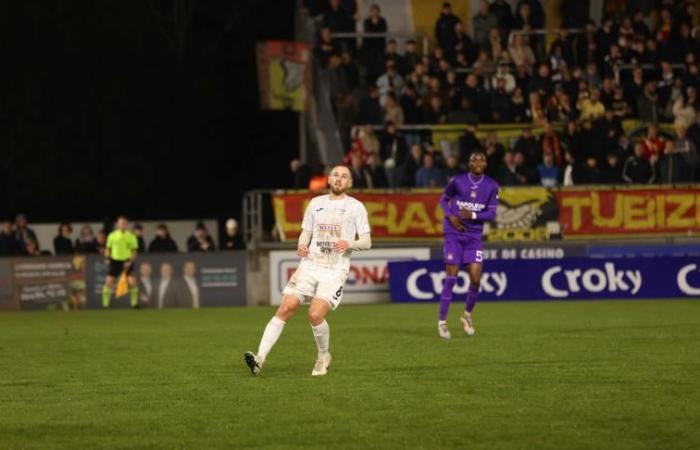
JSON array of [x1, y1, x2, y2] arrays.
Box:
[[0, 215, 245, 257], [297, 0, 700, 188]]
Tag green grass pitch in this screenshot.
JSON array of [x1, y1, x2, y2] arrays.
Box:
[[1, 301, 699, 449]]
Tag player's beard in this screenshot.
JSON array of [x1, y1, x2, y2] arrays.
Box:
[[330, 184, 347, 196]]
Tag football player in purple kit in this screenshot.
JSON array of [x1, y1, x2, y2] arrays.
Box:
[[437, 150, 499, 339]]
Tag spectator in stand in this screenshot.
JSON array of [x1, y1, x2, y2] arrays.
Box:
[[513, 151, 537, 185], [508, 32, 535, 70], [528, 92, 546, 124], [356, 85, 383, 125], [561, 150, 577, 186], [383, 39, 405, 78], [458, 125, 482, 165], [510, 86, 528, 122], [96, 229, 107, 254], [490, 77, 514, 122], [415, 152, 447, 188], [339, 51, 360, 93], [379, 121, 408, 164], [483, 132, 505, 178], [600, 152, 624, 184], [376, 60, 404, 106], [491, 61, 516, 94], [424, 95, 447, 124], [472, 1, 498, 51], [314, 27, 340, 69], [383, 92, 404, 126], [514, 128, 539, 169], [578, 157, 602, 184], [611, 86, 630, 118], [435, 2, 461, 56], [148, 224, 179, 253], [24, 239, 42, 257], [187, 223, 216, 252], [399, 83, 421, 124], [498, 151, 519, 186], [366, 153, 389, 188], [673, 122, 700, 181], [350, 153, 371, 188], [360, 3, 387, 82], [453, 22, 477, 65], [322, 0, 355, 52], [14, 214, 38, 254], [623, 143, 655, 184], [0, 221, 21, 256], [672, 86, 698, 127], [578, 89, 606, 121], [402, 40, 421, 76], [53, 223, 74, 255], [537, 152, 560, 187], [462, 73, 489, 122], [222, 218, 245, 251], [336, 92, 357, 151], [637, 80, 660, 123], [447, 97, 479, 125], [132, 223, 146, 253], [539, 122, 563, 166], [400, 144, 423, 187], [561, 120, 580, 157], [357, 124, 381, 156], [74, 225, 98, 254], [490, 0, 513, 42], [444, 154, 463, 179], [640, 125, 665, 161]]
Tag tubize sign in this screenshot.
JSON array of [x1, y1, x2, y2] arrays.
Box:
[[389, 257, 700, 302]]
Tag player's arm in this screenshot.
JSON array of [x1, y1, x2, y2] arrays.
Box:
[[473, 186, 499, 221], [440, 179, 465, 231], [104, 234, 112, 259]]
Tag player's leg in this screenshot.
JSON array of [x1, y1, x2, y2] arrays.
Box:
[[127, 271, 139, 308], [308, 297, 332, 376], [460, 262, 483, 336], [439, 234, 462, 339]]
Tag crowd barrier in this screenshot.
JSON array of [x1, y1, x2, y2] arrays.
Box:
[[272, 185, 700, 242]]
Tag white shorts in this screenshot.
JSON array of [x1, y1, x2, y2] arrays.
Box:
[[282, 261, 348, 310]]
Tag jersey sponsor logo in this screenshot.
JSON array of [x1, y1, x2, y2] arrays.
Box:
[[317, 224, 340, 231], [541, 262, 642, 298], [456, 200, 486, 211]]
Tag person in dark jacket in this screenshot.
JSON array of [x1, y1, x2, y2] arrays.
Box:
[[435, 2, 461, 53], [74, 225, 98, 254], [53, 223, 74, 255], [622, 143, 655, 184], [148, 224, 179, 253], [0, 221, 21, 256], [222, 219, 245, 251]]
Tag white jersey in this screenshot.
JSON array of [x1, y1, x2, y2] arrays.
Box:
[[301, 194, 371, 273]]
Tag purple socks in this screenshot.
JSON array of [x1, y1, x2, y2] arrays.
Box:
[[439, 276, 457, 321], [465, 283, 479, 313]]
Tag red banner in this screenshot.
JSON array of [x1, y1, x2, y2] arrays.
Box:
[[556, 187, 700, 237]]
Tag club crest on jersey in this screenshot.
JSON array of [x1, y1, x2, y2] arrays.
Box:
[[447, 253, 453, 260], [470, 191, 477, 199]]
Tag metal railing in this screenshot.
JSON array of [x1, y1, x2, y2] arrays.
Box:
[[330, 32, 430, 55]]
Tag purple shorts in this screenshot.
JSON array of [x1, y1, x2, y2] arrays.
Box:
[[443, 233, 484, 266]]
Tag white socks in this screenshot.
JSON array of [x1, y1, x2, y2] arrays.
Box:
[[311, 320, 330, 357], [257, 316, 286, 362]]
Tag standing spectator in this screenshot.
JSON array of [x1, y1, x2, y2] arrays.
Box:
[[376, 60, 404, 106], [400, 144, 424, 187], [96, 229, 107, 255], [514, 128, 539, 169], [132, 223, 146, 253], [539, 123, 563, 166], [639, 125, 665, 161], [537, 152, 560, 187], [314, 27, 340, 69], [497, 151, 519, 186], [415, 152, 447, 187], [402, 40, 421, 76], [74, 225, 98, 254], [577, 157, 602, 184], [356, 85, 383, 125], [148, 224, 179, 253], [472, 1, 498, 51], [673, 122, 700, 181], [622, 143, 655, 184], [399, 84, 421, 124], [637, 81, 660, 123], [490, 0, 513, 40], [578, 89, 606, 121], [513, 151, 537, 185], [657, 141, 687, 183], [444, 154, 463, 179], [14, 214, 38, 253], [379, 121, 408, 166], [490, 77, 513, 122], [600, 153, 623, 184], [187, 223, 216, 252], [423, 95, 447, 124], [484, 132, 506, 178], [435, 2, 461, 54], [222, 218, 245, 251], [360, 3, 387, 81], [0, 221, 21, 256], [53, 223, 74, 255], [322, 0, 354, 52], [339, 51, 360, 93], [366, 153, 389, 188], [453, 22, 477, 64], [508, 33, 536, 69]]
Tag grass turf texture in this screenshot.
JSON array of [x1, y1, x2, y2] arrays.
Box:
[[1, 301, 699, 450]]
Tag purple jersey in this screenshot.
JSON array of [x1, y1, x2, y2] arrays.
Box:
[[440, 173, 499, 237]]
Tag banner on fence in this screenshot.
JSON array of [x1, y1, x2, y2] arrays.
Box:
[[272, 188, 561, 242], [556, 187, 700, 237], [257, 41, 311, 112], [389, 257, 700, 302], [269, 248, 430, 305], [85, 253, 246, 309]]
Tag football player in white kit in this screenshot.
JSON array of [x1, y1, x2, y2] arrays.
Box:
[[244, 164, 372, 376]]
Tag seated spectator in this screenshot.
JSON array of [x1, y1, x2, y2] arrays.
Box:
[[514, 128, 539, 168], [0, 221, 21, 256], [187, 223, 216, 252], [149, 224, 179, 253], [357, 124, 380, 155], [14, 214, 38, 254], [53, 223, 74, 255], [508, 32, 535, 69], [24, 239, 42, 257], [600, 153, 624, 184], [415, 152, 447, 187], [537, 152, 560, 187], [610, 86, 630, 118], [623, 143, 655, 184], [487, 28, 505, 62], [366, 153, 389, 188], [510, 87, 528, 122], [350, 153, 371, 188], [513, 151, 537, 185], [383, 92, 404, 126], [528, 64, 554, 99], [447, 97, 479, 125], [96, 229, 107, 254], [400, 144, 423, 187], [490, 78, 513, 122], [672, 86, 698, 127], [222, 218, 245, 251], [402, 40, 421, 76], [132, 223, 146, 253], [399, 83, 421, 124], [74, 225, 98, 254], [490, 61, 516, 94], [423, 95, 447, 124], [578, 89, 606, 121], [444, 154, 464, 179], [578, 157, 602, 184]]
